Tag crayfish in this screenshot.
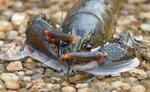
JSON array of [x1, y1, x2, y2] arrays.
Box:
[[0, 0, 140, 75]]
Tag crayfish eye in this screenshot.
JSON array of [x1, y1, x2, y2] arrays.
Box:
[[83, 44, 91, 50], [86, 44, 91, 50], [60, 41, 68, 47]]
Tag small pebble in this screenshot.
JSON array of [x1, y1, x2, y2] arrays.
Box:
[[47, 83, 60, 90], [23, 76, 31, 81], [141, 80, 150, 89], [25, 70, 33, 75], [7, 61, 23, 71], [0, 73, 19, 82], [75, 83, 89, 89], [62, 86, 76, 92], [146, 71, 150, 78], [130, 85, 145, 92], [11, 13, 28, 28], [140, 12, 150, 20], [32, 78, 44, 84], [0, 64, 5, 73], [140, 24, 150, 32], [36, 68, 44, 74], [111, 73, 121, 77], [95, 82, 110, 89], [31, 83, 47, 89], [0, 32, 6, 39], [78, 88, 89, 92], [129, 69, 147, 79], [17, 71, 24, 80], [7, 30, 18, 40], [120, 83, 131, 90], [26, 83, 33, 89], [0, 20, 12, 32], [111, 81, 123, 88], [5, 81, 20, 90]]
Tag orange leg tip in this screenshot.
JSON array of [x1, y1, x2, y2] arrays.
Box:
[[64, 54, 71, 59], [96, 53, 106, 63], [125, 47, 129, 51], [71, 36, 77, 42], [45, 30, 53, 41], [45, 30, 49, 35]]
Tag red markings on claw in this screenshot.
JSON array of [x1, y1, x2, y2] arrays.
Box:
[[45, 30, 53, 41], [70, 36, 77, 42], [64, 54, 71, 59], [97, 53, 106, 63]]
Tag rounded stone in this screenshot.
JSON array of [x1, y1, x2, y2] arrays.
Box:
[[141, 24, 150, 32], [78, 88, 89, 92], [0, 32, 6, 40], [75, 83, 89, 89], [7, 61, 23, 71], [5, 81, 20, 90], [7, 30, 18, 40], [11, 13, 28, 28], [0, 73, 19, 82], [0, 20, 12, 32], [62, 86, 76, 92], [130, 85, 145, 92], [129, 69, 147, 79]]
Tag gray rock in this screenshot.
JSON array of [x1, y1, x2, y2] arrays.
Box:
[[36, 68, 44, 74], [32, 74, 44, 80], [24, 62, 37, 70]]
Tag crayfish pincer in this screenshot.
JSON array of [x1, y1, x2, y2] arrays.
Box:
[[0, 13, 76, 73]]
